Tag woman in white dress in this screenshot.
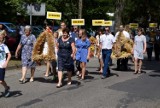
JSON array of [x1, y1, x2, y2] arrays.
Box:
[[133, 28, 146, 74]]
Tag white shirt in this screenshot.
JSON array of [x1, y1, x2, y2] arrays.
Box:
[[115, 30, 130, 40], [100, 34, 115, 49], [0, 44, 10, 68]]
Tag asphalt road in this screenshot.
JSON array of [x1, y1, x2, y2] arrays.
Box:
[[0, 56, 160, 108]]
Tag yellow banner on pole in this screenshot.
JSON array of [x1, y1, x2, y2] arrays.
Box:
[[149, 23, 158, 28], [129, 23, 139, 28], [92, 20, 104, 26], [71, 19, 85, 26], [46, 11, 62, 20], [103, 21, 113, 26]]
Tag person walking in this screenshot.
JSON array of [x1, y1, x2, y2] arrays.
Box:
[[154, 30, 160, 61], [115, 25, 130, 71], [100, 27, 115, 79], [56, 28, 76, 88], [96, 28, 103, 73], [0, 30, 11, 97], [15, 25, 36, 83], [57, 21, 67, 37], [133, 28, 146, 74], [146, 31, 153, 61], [75, 29, 90, 80]]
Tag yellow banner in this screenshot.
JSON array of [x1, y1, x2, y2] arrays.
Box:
[[103, 21, 112, 26], [129, 23, 139, 28], [149, 23, 158, 28], [71, 19, 85, 26], [92, 20, 104, 26], [46, 11, 62, 20]]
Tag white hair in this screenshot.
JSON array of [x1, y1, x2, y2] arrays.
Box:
[[24, 25, 31, 31]]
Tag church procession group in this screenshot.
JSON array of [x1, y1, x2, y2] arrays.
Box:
[[2, 16, 160, 97]]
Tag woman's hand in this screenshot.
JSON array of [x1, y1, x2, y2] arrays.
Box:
[[87, 55, 90, 60], [15, 52, 18, 58], [71, 54, 75, 60], [2, 62, 8, 68]]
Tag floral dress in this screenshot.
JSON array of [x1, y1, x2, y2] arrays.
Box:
[[20, 34, 36, 67]]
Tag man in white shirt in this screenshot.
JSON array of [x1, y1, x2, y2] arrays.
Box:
[[115, 25, 130, 71], [100, 27, 115, 79]]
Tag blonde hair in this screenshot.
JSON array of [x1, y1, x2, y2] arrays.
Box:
[[0, 30, 7, 37], [0, 30, 6, 42]]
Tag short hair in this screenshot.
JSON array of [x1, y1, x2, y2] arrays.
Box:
[[24, 25, 31, 31], [62, 28, 70, 34], [137, 27, 145, 34], [98, 28, 104, 34]]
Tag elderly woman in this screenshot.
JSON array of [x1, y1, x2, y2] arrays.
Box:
[[56, 28, 75, 88], [15, 25, 36, 83]]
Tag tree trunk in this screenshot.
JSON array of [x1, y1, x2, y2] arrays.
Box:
[[115, 0, 125, 32], [78, 0, 83, 19]]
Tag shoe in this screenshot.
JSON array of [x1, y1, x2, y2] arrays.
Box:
[[67, 82, 72, 85], [44, 74, 49, 77], [101, 76, 107, 79], [29, 78, 34, 82], [4, 86, 10, 97], [134, 71, 138, 74], [138, 70, 142, 74], [56, 83, 62, 88], [20, 79, 27, 84], [19, 79, 23, 82]]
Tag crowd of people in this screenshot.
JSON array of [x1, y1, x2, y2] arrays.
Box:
[[0, 21, 160, 97]]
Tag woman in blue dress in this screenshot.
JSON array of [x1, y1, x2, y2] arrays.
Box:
[[56, 28, 76, 88], [15, 25, 36, 83], [75, 29, 90, 80]]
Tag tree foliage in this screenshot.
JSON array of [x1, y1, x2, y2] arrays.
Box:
[[1, 0, 160, 29]]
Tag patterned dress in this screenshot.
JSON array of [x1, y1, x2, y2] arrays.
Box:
[[57, 37, 74, 71], [20, 34, 36, 67]]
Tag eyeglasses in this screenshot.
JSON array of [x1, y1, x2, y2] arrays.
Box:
[[61, 25, 65, 26]]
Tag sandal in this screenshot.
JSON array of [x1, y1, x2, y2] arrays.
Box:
[[134, 71, 138, 74], [29, 78, 34, 82], [67, 82, 72, 85], [19, 79, 27, 84], [44, 74, 49, 77], [138, 70, 142, 74], [56, 83, 62, 88]]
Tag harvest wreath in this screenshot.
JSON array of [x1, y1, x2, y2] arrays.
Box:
[[111, 32, 133, 59], [32, 31, 56, 62]]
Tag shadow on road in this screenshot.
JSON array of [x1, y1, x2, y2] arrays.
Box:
[[9, 90, 23, 97], [33, 77, 56, 83], [0, 90, 22, 98]]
